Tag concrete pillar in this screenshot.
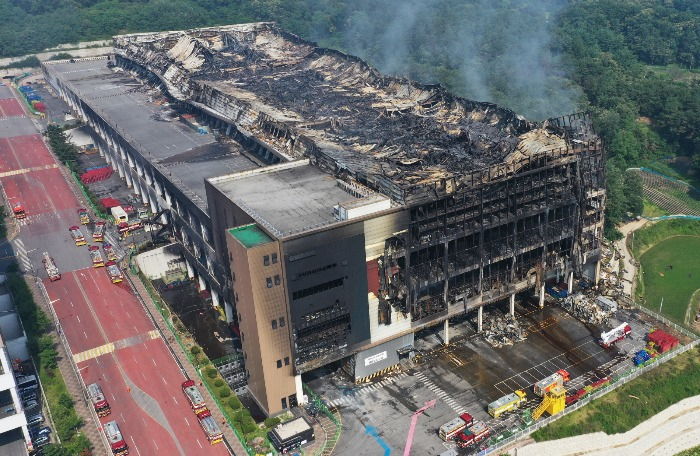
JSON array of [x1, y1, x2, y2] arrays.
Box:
[[225, 300, 234, 322], [443, 319, 450, 345], [116, 159, 126, 180], [140, 180, 149, 205], [211, 288, 220, 308], [198, 274, 206, 291], [148, 192, 158, 213], [510, 293, 516, 316], [568, 271, 574, 295], [539, 284, 545, 308], [185, 260, 194, 279], [477, 306, 483, 333], [594, 260, 601, 286], [164, 190, 172, 208], [295, 374, 306, 405], [155, 179, 164, 199], [200, 221, 209, 243]]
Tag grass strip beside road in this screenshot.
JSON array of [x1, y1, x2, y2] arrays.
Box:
[[7, 273, 91, 454], [531, 346, 700, 441]]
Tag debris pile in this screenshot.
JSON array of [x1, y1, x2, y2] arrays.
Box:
[[476, 311, 526, 347], [560, 293, 611, 325]]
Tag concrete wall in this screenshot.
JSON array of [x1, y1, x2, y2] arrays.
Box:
[[353, 333, 413, 380]]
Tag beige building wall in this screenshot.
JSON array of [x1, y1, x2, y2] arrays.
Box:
[[227, 225, 297, 416]]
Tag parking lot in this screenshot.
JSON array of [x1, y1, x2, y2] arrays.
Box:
[[307, 297, 690, 456]]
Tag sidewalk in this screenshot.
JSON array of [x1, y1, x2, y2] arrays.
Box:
[[27, 277, 106, 455], [127, 271, 247, 456], [614, 219, 649, 296], [514, 394, 700, 456]]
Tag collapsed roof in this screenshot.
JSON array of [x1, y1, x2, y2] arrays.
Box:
[[114, 23, 598, 204]]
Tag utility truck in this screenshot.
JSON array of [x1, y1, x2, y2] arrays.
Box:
[[78, 208, 90, 225], [534, 370, 570, 397], [93, 221, 105, 242], [488, 390, 527, 418], [103, 243, 117, 261]]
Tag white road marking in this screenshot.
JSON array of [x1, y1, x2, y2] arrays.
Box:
[[184, 416, 190, 426]]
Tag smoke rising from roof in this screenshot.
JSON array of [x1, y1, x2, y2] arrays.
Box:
[[308, 0, 581, 120]]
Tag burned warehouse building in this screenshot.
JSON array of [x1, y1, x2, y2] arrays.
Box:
[[43, 23, 606, 417]]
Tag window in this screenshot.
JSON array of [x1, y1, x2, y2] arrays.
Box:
[[274, 275, 280, 285], [263, 255, 270, 266], [271, 319, 277, 330], [271, 253, 278, 264], [284, 357, 289, 366], [281, 397, 287, 409], [276, 360, 282, 369], [292, 277, 344, 300], [279, 317, 285, 328], [266, 277, 273, 288]]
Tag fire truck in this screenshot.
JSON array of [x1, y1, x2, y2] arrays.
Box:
[[78, 208, 90, 225], [103, 420, 129, 456], [598, 322, 632, 348], [88, 245, 105, 268], [488, 390, 527, 418], [103, 243, 118, 261], [106, 261, 123, 283], [93, 222, 106, 242], [534, 370, 570, 397], [196, 409, 224, 444], [12, 203, 26, 219], [455, 422, 490, 448], [117, 220, 143, 236], [182, 380, 207, 413], [69, 226, 87, 246], [42, 252, 61, 281], [86, 382, 111, 417]]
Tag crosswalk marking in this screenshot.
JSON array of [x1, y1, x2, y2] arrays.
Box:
[[73, 329, 159, 363], [0, 163, 58, 178], [12, 238, 32, 271], [415, 372, 463, 414]]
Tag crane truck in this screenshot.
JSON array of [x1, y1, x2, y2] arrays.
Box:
[[598, 322, 632, 348], [42, 252, 60, 281], [103, 420, 129, 455], [488, 390, 527, 418], [86, 383, 111, 417], [12, 203, 26, 219], [534, 369, 570, 397], [69, 226, 87, 246]]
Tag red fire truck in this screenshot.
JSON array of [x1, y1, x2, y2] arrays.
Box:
[[103, 420, 129, 455], [78, 207, 90, 225], [69, 226, 87, 246], [455, 422, 490, 448], [106, 261, 123, 283], [86, 382, 111, 417], [12, 203, 26, 219], [196, 409, 224, 444], [182, 380, 207, 413], [42, 252, 61, 281], [89, 245, 105, 268], [93, 221, 105, 242]]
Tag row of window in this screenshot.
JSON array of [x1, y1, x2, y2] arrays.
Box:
[[271, 317, 285, 329], [276, 357, 290, 368], [292, 277, 344, 300], [266, 275, 281, 288], [263, 253, 278, 266]]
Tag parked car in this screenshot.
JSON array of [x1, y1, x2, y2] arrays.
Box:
[[30, 427, 51, 438], [32, 435, 49, 446], [27, 413, 44, 425]]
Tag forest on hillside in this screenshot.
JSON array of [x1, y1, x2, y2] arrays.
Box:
[[4, 0, 700, 237]]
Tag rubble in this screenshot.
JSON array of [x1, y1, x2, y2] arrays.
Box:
[[474, 310, 527, 348], [560, 293, 611, 326]]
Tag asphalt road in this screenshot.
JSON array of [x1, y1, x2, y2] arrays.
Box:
[[0, 82, 228, 455]]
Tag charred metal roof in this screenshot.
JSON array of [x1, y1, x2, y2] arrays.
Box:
[[114, 23, 600, 204]]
